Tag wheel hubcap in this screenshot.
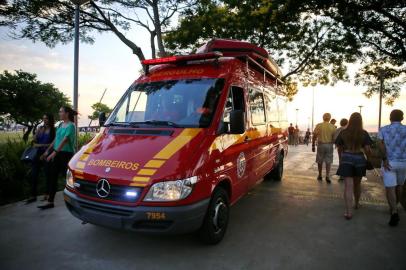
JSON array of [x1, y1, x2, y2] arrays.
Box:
[[212, 199, 227, 233]]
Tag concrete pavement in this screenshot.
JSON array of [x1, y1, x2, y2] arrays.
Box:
[[0, 145, 405, 270]]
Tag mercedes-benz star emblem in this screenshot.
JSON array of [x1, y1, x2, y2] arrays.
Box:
[[96, 179, 110, 198]]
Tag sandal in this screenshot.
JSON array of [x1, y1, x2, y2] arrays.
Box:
[[344, 213, 353, 220]]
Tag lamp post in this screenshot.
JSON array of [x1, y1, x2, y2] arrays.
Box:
[[358, 105, 363, 114], [295, 108, 299, 126], [71, 0, 90, 149]]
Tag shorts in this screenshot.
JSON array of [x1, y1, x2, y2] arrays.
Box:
[[316, 143, 333, 164], [336, 152, 367, 177], [381, 161, 406, 187]]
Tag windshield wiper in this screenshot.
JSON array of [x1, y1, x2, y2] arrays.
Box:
[[104, 122, 129, 127], [143, 120, 181, 128]]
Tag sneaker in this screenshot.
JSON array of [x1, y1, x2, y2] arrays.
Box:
[[389, 213, 400, 227], [326, 177, 331, 184], [37, 203, 54, 210]]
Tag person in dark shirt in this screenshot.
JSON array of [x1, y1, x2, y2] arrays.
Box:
[[335, 112, 372, 220], [25, 114, 56, 204], [304, 128, 311, 146], [288, 123, 295, 145]]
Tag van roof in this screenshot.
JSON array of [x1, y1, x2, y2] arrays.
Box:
[[142, 39, 283, 80]]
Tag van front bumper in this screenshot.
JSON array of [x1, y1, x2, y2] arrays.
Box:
[[63, 189, 209, 234]]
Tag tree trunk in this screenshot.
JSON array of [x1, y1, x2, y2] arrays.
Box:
[[152, 0, 166, 57], [150, 30, 157, 59]]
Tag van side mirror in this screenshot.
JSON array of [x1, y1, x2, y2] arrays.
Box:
[[229, 110, 245, 134], [98, 112, 106, 127]]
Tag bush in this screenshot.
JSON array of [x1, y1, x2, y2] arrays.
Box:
[[0, 132, 96, 205], [78, 132, 94, 148], [0, 138, 30, 205]]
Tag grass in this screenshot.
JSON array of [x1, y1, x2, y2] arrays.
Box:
[[0, 131, 28, 143]]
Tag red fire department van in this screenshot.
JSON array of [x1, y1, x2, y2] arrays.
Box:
[[64, 39, 289, 244]]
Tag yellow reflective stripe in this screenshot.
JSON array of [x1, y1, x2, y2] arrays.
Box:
[[75, 170, 84, 174], [75, 174, 85, 179], [144, 159, 165, 168], [132, 176, 150, 182], [79, 154, 90, 161], [76, 161, 86, 169], [84, 145, 95, 154], [153, 128, 201, 160], [137, 169, 157, 176], [130, 182, 148, 187]]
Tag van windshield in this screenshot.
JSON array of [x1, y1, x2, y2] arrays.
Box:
[[106, 78, 225, 128]]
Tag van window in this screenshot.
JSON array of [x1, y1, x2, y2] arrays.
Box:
[[249, 89, 266, 125], [265, 93, 279, 122], [107, 78, 225, 128], [277, 97, 288, 121], [222, 86, 245, 132]]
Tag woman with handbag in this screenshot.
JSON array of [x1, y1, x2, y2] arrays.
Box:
[[25, 114, 56, 204], [335, 112, 373, 220], [38, 106, 77, 210]]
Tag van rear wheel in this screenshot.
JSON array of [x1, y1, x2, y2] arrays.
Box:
[[265, 154, 284, 181], [198, 187, 229, 245]]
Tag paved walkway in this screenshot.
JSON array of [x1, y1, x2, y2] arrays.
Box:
[[0, 145, 405, 270]]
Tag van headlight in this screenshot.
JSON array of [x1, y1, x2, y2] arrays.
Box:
[[144, 176, 198, 202], [66, 170, 75, 188]]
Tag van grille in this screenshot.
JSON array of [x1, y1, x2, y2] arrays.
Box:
[[75, 179, 142, 203], [78, 201, 133, 217]]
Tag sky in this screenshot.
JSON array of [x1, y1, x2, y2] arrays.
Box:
[[0, 24, 405, 132]]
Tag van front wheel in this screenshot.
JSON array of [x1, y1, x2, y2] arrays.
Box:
[[266, 154, 284, 181], [198, 187, 229, 245]]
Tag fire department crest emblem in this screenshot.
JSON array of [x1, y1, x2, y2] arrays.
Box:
[[237, 152, 246, 178]]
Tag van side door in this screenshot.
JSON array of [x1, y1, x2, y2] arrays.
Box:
[[218, 86, 251, 201], [247, 87, 270, 187]]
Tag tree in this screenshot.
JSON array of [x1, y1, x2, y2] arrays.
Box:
[[165, 0, 405, 99], [88, 102, 112, 122], [164, 0, 362, 98], [355, 62, 405, 105], [0, 0, 195, 62], [0, 70, 70, 142]]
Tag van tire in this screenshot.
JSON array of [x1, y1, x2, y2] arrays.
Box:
[[198, 187, 229, 245], [266, 153, 284, 181]]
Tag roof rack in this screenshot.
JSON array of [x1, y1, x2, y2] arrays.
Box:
[[241, 55, 284, 85], [142, 52, 223, 74]]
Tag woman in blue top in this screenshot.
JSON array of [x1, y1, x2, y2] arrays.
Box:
[[25, 114, 56, 204], [39, 106, 77, 209]]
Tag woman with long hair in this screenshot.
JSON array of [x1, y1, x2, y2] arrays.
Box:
[[39, 106, 77, 209], [335, 112, 372, 219], [25, 113, 56, 204]]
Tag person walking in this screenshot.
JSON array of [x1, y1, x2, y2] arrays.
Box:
[[334, 118, 349, 181], [288, 123, 295, 145], [294, 125, 300, 146], [38, 106, 77, 210], [304, 128, 311, 146], [312, 113, 336, 183], [377, 109, 406, 226], [25, 114, 56, 204], [330, 118, 337, 128], [335, 113, 372, 220]]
